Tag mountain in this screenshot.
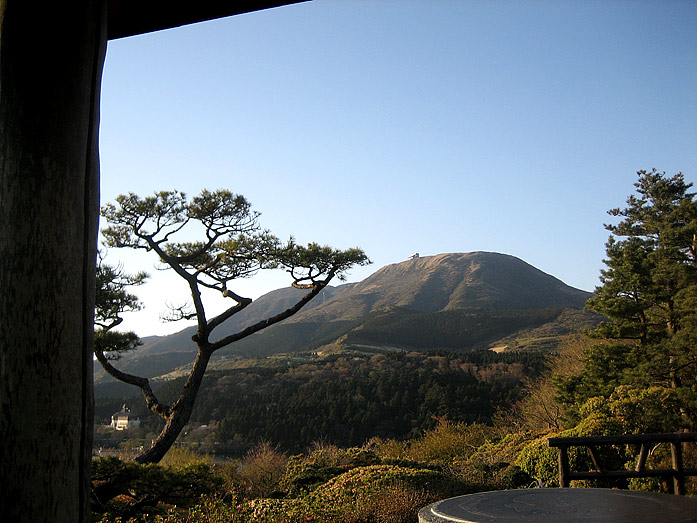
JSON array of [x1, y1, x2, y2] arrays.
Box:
[[95, 252, 598, 388], [116, 284, 349, 358], [289, 251, 590, 320]]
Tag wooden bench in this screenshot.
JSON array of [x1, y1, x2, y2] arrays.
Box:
[[547, 432, 697, 494]]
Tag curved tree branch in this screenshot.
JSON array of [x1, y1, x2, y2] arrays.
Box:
[[202, 293, 253, 339], [94, 350, 171, 419], [209, 270, 336, 352]]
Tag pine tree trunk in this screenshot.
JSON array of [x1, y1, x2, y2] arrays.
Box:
[[136, 349, 213, 463], [0, 1, 106, 521]]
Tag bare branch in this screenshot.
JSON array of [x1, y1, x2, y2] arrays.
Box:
[[94, 350, 172, 419], [205, 294, 253, 336], [210, 270, 336, 352], [161, 302, 197, 322]]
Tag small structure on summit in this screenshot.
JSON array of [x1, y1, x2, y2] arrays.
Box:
[[409, 252, 420, 259], [110, 404, 140, 430]]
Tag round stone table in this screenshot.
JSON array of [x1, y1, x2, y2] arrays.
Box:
[[418, 488, 697, 522]]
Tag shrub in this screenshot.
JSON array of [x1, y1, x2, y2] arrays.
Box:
[[468, 430, 546, 468], [92, 456, 222, 519], [159, 446, 213, 468], [219, 440, 289, 498], [363, 436, 409, 461], [403, 420, 495, 464], [307, 464, 469, 511], [333, 482, 435, 523], [280, 445, 382, 496], [514, 387, 684, 489], [514, 433, 561, 487]]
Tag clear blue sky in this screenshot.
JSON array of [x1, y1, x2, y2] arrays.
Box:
[[99, 0, 697, 336]]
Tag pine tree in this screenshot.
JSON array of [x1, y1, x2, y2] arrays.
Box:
[[94, 252, 148, 359], [98, 189, 369, 463], [582, 169, 697, 425]]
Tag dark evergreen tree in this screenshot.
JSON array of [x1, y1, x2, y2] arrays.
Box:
[[569, 169, 697, 426], [94, 252, 148, 359]]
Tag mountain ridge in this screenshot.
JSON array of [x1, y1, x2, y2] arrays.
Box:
[[95, 252, 597, 386], [293, 252, 589, 323]]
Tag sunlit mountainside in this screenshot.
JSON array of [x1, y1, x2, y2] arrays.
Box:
[[95, 252, 599, 388]]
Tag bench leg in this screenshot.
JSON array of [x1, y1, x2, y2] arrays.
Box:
[[558, 447, 570, 488]]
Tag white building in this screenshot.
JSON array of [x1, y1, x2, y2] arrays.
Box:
[[110, 404, 140, 430]]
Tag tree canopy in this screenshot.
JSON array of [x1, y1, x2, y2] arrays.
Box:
[[94, 253, 148, 359], [562, 169, 697, 427], [97, 189, 369, 463]]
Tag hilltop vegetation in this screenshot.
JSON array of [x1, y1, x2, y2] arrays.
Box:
[[96, 349, 546, 453]]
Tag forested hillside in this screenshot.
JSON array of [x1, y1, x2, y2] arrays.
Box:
[[95, 349, 546, 452], [342, 307, 575, 350]]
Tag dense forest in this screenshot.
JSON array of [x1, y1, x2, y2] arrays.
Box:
[[96, 349, 546, 453]]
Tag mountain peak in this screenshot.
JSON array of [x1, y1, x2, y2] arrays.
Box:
[[297, 251, 590, 321], [114, 252, 594, 377]]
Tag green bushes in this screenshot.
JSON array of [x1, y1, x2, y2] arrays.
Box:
[[309, 464, 464, 506], [281, 443, 383, 496], [514, 386, 687, 489], [94, 406, 691, 523], [92, 457, 470, 523], [93, 421, 521, 523], [92, 456, 222, 519], [365, 419, 495, 464], [334, 482, 435, 523], [304, 464, 468, 521]]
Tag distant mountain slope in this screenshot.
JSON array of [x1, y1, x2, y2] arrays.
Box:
[[93, 285, 348, 384], [96, 252, 596, 386], [116, 284, 349, 358], [291, 252, 590, 322]]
